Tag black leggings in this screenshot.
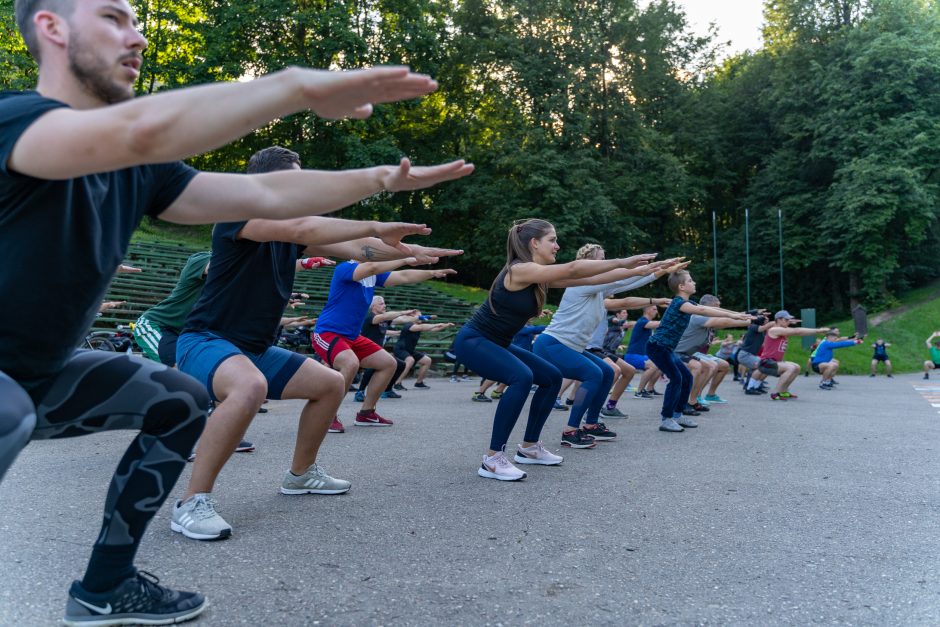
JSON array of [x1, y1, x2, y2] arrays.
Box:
[[2, 351, 207, 592], [359, 357, 407, 394]]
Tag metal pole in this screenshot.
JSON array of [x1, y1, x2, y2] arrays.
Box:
[[712, 211, 718, 295], [745, 208, 751, 310], [778, 208, 784, 311]]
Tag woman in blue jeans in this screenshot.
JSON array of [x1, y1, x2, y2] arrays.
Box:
[[533, 243, 676, 449], [454, 219, 656, 481], [646, 270, 751, 432]]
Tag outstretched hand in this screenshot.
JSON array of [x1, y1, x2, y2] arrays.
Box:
[[380, 158, 474, 193], [374, 222, 434, 256], [430, 268, 458, 279], [409, 244, 464, 265], [618, 253, 658, 269], [302, 67, 440, 120]]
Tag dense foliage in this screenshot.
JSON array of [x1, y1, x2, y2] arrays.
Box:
[[3, 0, 939, 316]]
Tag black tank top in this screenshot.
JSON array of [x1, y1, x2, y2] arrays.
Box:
[[467, 269, 540, 347]]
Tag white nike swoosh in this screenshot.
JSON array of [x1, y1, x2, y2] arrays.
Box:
[[75, 598, 112, 615]]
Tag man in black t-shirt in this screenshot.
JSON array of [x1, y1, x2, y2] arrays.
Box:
[[355, 296, 418, 401], [1, 2, 472, 623], [392, 313, 455, 390]]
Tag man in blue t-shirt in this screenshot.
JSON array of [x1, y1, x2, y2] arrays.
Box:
[[625, 304, 663, 397], [1, 2, 472, 621], [313, 261, 456, 430]]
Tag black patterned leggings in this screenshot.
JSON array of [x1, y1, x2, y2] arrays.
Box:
[[0, 351, 207, 591]]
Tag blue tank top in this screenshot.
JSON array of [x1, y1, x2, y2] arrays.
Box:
[[467, 269, 540, 347]]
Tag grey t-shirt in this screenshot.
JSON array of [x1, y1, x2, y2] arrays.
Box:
[[674, 315, 711, 356]]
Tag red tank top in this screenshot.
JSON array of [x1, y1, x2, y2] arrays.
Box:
[[759, 333, 788, 361]]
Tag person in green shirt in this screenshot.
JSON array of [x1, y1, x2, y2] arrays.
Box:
[[923, 332, 940, 379]]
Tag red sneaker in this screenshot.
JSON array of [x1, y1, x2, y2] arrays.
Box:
[[355, 410, 393, 427], [328, 417, 345, 433]]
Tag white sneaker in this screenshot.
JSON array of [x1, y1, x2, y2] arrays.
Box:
[[170, 493, 232, 540], [513, 442, 564, 466], [280, 463, 351, 495], [478, 449, 527, 481]]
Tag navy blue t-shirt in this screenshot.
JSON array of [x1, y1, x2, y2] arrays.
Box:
[[183, 221, 304, 353], [626, 317, 653, 355], [0, 91, 197, 382], [648, 297, 692, 351]]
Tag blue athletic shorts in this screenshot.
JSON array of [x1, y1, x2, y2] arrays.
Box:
[[623, 353, 648, 370], [177, 331, 307, 402]]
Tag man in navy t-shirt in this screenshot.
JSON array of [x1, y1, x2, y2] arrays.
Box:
[[313, 261, 455, 429], [624, 304, 662, 397], [1, 1, 472, 622]]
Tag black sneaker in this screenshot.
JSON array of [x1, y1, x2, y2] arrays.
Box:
[[413, 381, 430, 389], [681, 406, 701, 416], [565, 398, 574, 406], [235, 439, 255, 453], [581, 423, 616, 441], [690, 402, 710, 413], [64, 571, 205, 627], [393, 383, 406, 391], [649, 388, 662, 396], [634, 390, 651, 399], [471, 392, 493, 403], [561, 429, 596, 449], [744, 388, 762, 395]]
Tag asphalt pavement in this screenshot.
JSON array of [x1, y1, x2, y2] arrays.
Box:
[[2, 372, 939, 625]]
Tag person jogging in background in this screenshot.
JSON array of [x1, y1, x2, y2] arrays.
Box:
[[811, 330, 864, 389], [923, 332, 940, 379], [870, 338, 893, 377], [645, 270, 751, 433]]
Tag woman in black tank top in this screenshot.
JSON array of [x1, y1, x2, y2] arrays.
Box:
[[454, 218, 658, 481]]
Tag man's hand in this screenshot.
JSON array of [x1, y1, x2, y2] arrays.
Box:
[[429, 269, 457, 279], [300, 67, 440, 120], [409, 244, 464, 265], [374, 222, 433, 256], [98, 301, 126, 313], [618, 253, 658, 269], [116, 264, 142, 274], [379, 158, 474, 193], [281, 316, 317, 328], [665, 260, 691, 273], [654, 298, 672, 307], [300, 257, 335, 270]]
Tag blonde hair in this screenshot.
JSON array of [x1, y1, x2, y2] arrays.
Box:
[[576, 243, 603, 260], [489, 219, 553, 313]]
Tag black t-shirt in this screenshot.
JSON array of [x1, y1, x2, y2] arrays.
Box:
[[395, 323, 421, 354], [361, 314, 389, 345], [739, 323, 765, 354], [0, 91, 197, 382], [466, 269, 540, 347], [183, 221, 304, 353]]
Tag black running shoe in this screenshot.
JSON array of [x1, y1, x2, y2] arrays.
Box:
[[565, 397, 574, 406], [561, 429, 596, 449], [581, 423, 616, 441], [681, 406, 701, 416], [64, 571, 205, 627], [744, 388, 762, 395], [690, 402, 710, 413], [393, 383, 406, 391], [413, 381, 430, 389], [235, 439, 255, 453], [649, 389, 662, 395]]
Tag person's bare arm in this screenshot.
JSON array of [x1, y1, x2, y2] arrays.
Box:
[[769, 326, 830, 338], [306, 238, 463, 264], [702, 317, 754, 329], [507, 255, 657, 289], [680, 302, 750, 320], [384, 268, 457, 287], [409, 322, 455, 332], [604, 296, 672, 311], [160, 159, 472, 225], [372, 309, 419, 324], [10, 67, 446, 179]]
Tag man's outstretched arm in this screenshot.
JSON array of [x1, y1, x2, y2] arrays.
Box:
[[10, 67, 442, 179]]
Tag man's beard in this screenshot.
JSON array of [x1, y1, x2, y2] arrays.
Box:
[[67, 32, 135, 104]]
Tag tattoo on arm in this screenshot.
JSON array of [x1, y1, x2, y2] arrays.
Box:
[[360, 245, 395, 262]]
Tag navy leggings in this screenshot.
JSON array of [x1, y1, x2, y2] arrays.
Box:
[[533, 334, 614, 429], [454, 326, 562, 451], [646, 342, 693, 419]]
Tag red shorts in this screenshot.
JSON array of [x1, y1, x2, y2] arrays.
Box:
[[312, 332, 383, 367]]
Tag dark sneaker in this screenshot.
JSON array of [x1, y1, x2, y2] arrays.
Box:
[[681, 406, 701, 416], [565, 398, 574, 406], [234, 439, 255, 453], [381, 390, 402, 399], [634, 390, 651, 399], [256, 407, 268, 414], [659, 418, 684, 433], [472, 392, 493, 403], [413, 381, 430, 389], [552, 399, 569, 411], [649, 388, 662, 395], [354, 390, 366, 402], [887, 374, 894, 378], [393, 383, 406, 391], [676, 415, 698, 428], [581, 423, 616, 441], [600, 406, 627, 418], [690, 402, 710, 412], [819, 382, 833, 390], [924, 373, 930, 380], [744, 388, 762, 396], [561, 429, 596, 449], [869, 374, 876, 378], [830, 379, 840, 385], [64, 572, 205, 627]]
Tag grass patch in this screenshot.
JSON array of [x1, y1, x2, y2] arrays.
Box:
[[426, 280, 489, 305]]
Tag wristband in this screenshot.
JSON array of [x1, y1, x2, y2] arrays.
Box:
[[300, 257, 326, 269]]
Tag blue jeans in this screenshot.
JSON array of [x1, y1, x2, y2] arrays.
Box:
[[533, 334, 614, 428], [454, 326, 562, 451], [646, 342, 693, 419]]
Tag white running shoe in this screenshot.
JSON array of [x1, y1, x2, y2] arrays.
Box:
[[478, 449, 527, 481], [280, 463, 351, 495], [170, 493, 232, 540], [513, 442, 564, 466]]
